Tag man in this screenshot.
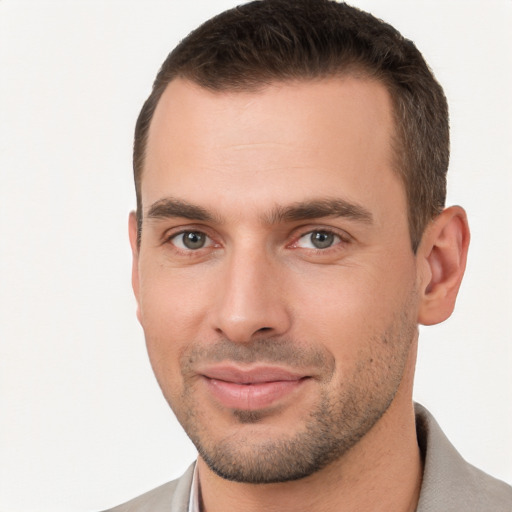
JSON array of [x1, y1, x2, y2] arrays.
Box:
[[106, 1, 512, 510]]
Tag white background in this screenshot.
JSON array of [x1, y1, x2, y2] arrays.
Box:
[[0, 1, 511, 511]]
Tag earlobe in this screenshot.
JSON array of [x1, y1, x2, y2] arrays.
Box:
[[128, 211, 142, 323], [417, 206, 470, 326]]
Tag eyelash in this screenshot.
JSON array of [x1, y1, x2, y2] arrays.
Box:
[[163, 229, 218, 255], [289, 228, 351, 252], [162, 226, 351, 256]]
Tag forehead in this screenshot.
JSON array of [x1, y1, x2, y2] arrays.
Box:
[[142, 77, 403, 223]]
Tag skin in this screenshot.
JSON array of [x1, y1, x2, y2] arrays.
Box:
[[129, 77, 469, 511]]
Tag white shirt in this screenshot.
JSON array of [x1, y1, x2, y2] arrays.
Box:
[[187, 462, 200, 512]]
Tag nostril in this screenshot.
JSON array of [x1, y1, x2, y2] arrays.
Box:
[[257, 327, 272, 333]]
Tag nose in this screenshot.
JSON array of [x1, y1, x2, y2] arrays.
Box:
[[210, 245, 292, 343]]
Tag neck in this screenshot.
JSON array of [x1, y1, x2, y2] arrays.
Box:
[[198, 343, 422, 512]]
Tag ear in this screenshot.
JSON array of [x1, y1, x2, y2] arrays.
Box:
[[417, 206, 470, 326], [128, 211, 142, 323]]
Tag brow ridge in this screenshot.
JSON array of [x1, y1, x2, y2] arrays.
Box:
[[145, 197, 373, 225], [146, 198, 215, 222], [266, 198, 373, 224]]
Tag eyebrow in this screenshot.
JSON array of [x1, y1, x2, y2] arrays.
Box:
[[266, 198, 373, 225], [146, 198, 217, 222], [145, 197, 373, 225]]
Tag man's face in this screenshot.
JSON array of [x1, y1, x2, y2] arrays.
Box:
[[131, 77, 422, 483]]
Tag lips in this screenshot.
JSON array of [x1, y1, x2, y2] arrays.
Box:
[[199, 365, 310, 410]]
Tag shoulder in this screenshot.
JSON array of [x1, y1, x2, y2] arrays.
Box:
[[415, 403, 512, 512], [100, 463, 195, 512]]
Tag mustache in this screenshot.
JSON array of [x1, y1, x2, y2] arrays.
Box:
[[180, 337, 335, 372]]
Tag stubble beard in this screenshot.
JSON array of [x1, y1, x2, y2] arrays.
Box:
[[160, 308, 417, 484]]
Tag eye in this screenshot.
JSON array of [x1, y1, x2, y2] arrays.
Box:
[[170, 231, 213, 250], [295, 230, 342, 250]]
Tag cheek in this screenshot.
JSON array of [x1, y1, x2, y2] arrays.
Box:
[[137, 269, 212, 385], [290, 260, 416, 355], [138, 260, 212, 329]]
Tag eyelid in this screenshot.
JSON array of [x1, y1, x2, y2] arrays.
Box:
[[288, 226, 353, 250], [161, 224, 221, 251], [170, 231, 214, 250], [159, 223, 352, 253], [162, 223, 211, 241]]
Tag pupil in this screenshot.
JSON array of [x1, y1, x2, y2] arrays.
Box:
[[311, 231, 334, 249], [183, 231, 205, 249]]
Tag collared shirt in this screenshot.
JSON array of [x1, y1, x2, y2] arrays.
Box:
[[187, 462, 200, 512], [104, 403, 512, 511], [185, 403, 512, 512]]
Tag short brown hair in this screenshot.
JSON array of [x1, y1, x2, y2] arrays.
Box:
[[133, 0, 449, 251]]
